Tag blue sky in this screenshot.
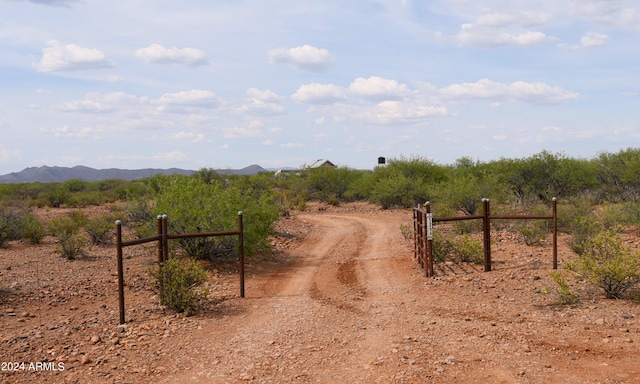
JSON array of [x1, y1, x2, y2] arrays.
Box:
[[0, 0, 638, 174]]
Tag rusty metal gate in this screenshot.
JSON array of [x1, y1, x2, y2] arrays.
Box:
[[413, 198, 557, 277], [114, 212, 245, 324]]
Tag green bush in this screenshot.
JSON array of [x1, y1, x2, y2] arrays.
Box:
[[43, 185, 71, 208], [85, 214, 116, 245], [518, 221, 548, 246], [0, 207, 45, 246], [152, 175, 279, 259], [569, 215, 602, 256], [567, 230, 640, 299], [452, 234, 483, 264], [548, 270, 579, 305], [20, 212, 44, 245], [0, 208, 23, 247], [150, 257, 209, 313], [48, 213, 86, 260]]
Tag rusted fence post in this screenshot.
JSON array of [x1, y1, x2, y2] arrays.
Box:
[[482, 198, 492, 272], [425, 202, 434, 277], [157, 215, 163, 267], [238, 211, 245, 298], [162, 214, 169, 262], [115, 220, 125, 325], [552, 197, 558, 270]]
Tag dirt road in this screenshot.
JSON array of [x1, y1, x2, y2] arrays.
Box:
[[162, 203, 640, 384], [2, 203, 639, 383]]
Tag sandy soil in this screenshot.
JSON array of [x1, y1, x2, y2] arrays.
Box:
[[1, 202, 639, 383]]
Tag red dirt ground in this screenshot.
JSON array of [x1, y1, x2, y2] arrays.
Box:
[[1, 202, 639, 383]]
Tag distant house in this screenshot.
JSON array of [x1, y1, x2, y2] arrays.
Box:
[[274, 159, 336, 176], [307, 159, 336, 169]]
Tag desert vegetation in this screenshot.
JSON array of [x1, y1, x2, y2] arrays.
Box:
[[1, 148, 640, 308]]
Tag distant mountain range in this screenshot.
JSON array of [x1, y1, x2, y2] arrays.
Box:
[[0, 164, 269, 183]]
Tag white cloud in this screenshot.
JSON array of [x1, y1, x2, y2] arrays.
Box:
[[26, 0, 78, 7], [246, 88, 282, 102], [0, 146, 21, 163], [456, 25, 554, 47], [352, 100, 448, 124], [440, 79, 579, 104], [581, 32, 609, 47], [222, 127, 262, 138], [268, 44, 334, 72], [292, 83, 346, 104], [156, 90, 219, 110], [135, 44, 209, 66], [58, 92, 141, 113], [149, 131, 205, 143], [348, 76, 411, 101], [439, 10, 556, 47], [569, 0, 640, 29], [559, 32, 609, 49], [280, 142, 305, 148], [33, 40, 114, 72], [474, 11, 551, 28], [234, 88, 285, 116], [152, 151, 188, 162]]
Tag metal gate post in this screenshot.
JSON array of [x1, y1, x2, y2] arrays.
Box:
[[115, 220, 125, 324], [482, 198, 492, 272], [238, 211, 245, 298], [157, 215, 163, 267], [425, 202, 434, 277], [552, 197, 558, 270], [162, 214, 169, 262]]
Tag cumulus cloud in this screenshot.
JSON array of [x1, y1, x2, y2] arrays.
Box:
[[25, 0, 78, 7], [33, 40, 114, 72], [456, 24, 554, 47], [292, 83, 347, 104], [0, 146, 21, 163], [222, 127, 262, 138], [57, 92, 143, 113], [437, 10, 556, 47], [246, 88, 282, 102], [268, 44, 334, 72], [348, 76, 411, 101], [135, 44, 209, 66], [559, 32, 609, 49], [149, 131, 205, 143], [353, 101, 448, 124], [474, 11, 551, 28], [439, 79, 579, 104], [156, 90, 219, 108]]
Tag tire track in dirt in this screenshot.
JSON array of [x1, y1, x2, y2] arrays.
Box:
[[162, 209, 417, 383]]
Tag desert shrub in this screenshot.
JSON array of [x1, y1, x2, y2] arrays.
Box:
[[567, 230, 640, 299], [548, 270, 579, 305], [125, 199, 154, 235], [85, 214, 116, 245], [518, 221, 548, 246], [452, 234, 483, 264], [0, 207, 44, 246], [454, 219, 482, 235], [569, 215, 602, 256], [600, 202, 640, 230], [20, 212, 44, 245], [0, 208, 23, 247], [153, 175, 279, 259], [430, 232, 482, 264], [43, 185, 71, 208], [150, 257, 209, 313], [48, 213, 86, 260], [66, 191, 107, 207], [399, 223, 412, 241], [431, 232, 454, 262]]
